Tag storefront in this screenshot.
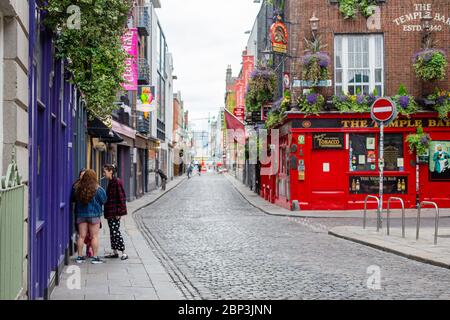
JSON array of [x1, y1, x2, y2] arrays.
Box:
[[135, 134, 149, 198], [261, 112, 450, 211]]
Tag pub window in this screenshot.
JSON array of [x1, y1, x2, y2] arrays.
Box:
[[383, 134, 404, 171], [350, 134, 377, 172], [334, 34, 384, 96]]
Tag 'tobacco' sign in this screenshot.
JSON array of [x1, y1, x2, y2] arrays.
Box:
[[371, 98, 397, 124]]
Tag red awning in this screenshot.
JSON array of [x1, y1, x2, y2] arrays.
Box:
[[224, 108, 246, 144]]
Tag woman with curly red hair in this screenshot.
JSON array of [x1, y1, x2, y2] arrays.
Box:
[[73, 169, 107, 264]]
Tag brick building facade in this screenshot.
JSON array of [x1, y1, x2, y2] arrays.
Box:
[[285, 0, 449, 100]]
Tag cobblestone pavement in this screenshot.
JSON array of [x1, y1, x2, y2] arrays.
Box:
[[137, 173, 450, 300]]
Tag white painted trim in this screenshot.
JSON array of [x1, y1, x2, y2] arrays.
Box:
[[334, 34, 384, 96]]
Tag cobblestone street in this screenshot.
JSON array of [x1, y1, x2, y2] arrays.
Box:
[[136, 173, 450, 300]]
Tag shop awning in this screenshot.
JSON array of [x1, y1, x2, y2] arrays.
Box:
[[87, 117, 123, 143], [224, 108, 246, 145]]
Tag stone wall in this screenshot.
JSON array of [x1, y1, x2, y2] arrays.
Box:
[[0, 0, 29, 300], [286, 0, 449, 100]]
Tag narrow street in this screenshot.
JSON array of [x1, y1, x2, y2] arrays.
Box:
[[136, 173, 450, 300]]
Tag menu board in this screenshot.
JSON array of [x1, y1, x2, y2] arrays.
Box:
[[349, 176, 408, 194], [384, 134, 404, 171]]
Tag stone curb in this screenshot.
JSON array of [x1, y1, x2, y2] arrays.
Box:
[[128, 176, 188, 215], [328, 227, 450, 270], [225, 173, 450, 219]]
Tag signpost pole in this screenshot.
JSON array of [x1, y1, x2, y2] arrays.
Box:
[[371, 97, 397, 232], [378, 122, 384, 231]]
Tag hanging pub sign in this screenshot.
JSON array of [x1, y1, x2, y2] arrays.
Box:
[[270, 16, 288, 54], [313, 133, 344, 149], [233, 106, 245, 122], [136, 85, 156, 113]]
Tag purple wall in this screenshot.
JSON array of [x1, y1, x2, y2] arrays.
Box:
[[29, 0, 74, 300]]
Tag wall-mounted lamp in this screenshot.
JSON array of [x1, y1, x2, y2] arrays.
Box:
[[309, 13, 319, 33]]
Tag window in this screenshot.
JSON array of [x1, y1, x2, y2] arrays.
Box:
[[349, 134, 377, 172], [335, 34, 384, 96], [156, 25, 161, 71], [157, 75, 165, 122]]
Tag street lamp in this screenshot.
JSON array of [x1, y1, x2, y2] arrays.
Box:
[[309, 13, 319, 38]]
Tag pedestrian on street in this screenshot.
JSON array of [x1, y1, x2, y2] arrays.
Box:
[[103, 164, 129, 261], [156, 168, 168, 190], [187, 163, 192, 179], [71, 169, 95, 258], [197, 163, 202, 176], [73, 169, 107, 264]]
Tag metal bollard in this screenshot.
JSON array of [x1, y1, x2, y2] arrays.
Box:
[[387, 197, 405, 237], [416, 201, 440, 245], [363, 195, 380, 230]]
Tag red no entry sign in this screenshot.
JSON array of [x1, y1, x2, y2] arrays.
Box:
[[371, 98, 397, 123]]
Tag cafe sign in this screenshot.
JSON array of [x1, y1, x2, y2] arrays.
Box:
[[313, 133, 344, 149], [393, 3, 450, 32]]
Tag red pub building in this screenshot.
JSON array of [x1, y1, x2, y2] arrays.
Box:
[[260, 0, 450, 210]]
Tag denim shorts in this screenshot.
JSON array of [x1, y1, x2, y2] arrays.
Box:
[[77, 217, 101, 225]]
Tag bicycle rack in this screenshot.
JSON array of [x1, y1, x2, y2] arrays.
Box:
[[363, 195, 381, 231], [387, 197, 405, 237], [416, 201, 440, 245]]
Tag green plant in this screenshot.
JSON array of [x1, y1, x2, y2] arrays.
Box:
[[413, 49, 448, 82], [428, 88, 450, 120], [338, 0, 377, 19], [40, 0, 133, 121], [297, 91, 325, 115], [302, 37, 330, 85], [392, 84, 418, 117], [265, 110, 283, 129], [406, 126, 432, 156], [245, 67, 277, 112], [332, 93, 370, 113], [280, 90, 291, 111]]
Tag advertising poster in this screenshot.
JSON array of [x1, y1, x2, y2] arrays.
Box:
[[429, 141, 450, 181], [121, 28, 138, 91]]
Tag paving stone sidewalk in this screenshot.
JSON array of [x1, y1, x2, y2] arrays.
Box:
[[51, 176, 187, 300], [225, 173, 450, 219], [329, 226, 450, 269]]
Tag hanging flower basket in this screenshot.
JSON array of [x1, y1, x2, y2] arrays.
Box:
[[413, 49, 448, 82], [302, 52, 330, 84], [406, 126, 432, 163], [245, 67, 277, 113], [427, 88, 450, 120]]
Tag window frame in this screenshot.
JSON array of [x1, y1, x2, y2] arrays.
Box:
[[334, 34, 384, 96]]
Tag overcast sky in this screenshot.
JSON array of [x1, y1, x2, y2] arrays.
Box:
[[157, 0, 261, 131]]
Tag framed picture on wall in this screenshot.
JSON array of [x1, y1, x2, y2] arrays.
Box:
[[429, 141, 450, 181]]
